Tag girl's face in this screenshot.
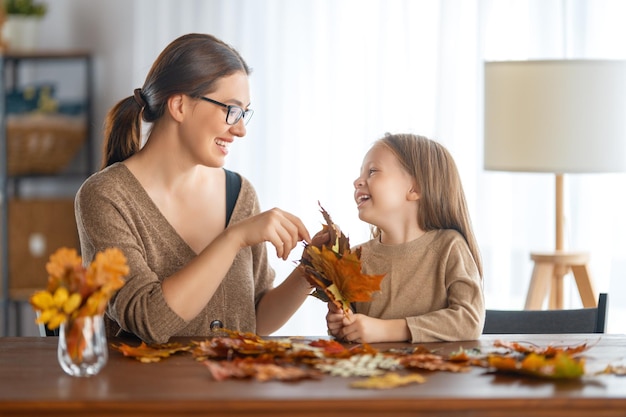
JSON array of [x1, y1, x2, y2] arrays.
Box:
[[181, 71, 251, 167], [353, 143, 418, 229]]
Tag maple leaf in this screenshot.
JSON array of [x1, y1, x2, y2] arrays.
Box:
[[399, 353, 471, 373], [202, 357, 322, 382], [112, 341, 191, 363], [191, 331, 292, 361], [308, 339, 348, 355], [301, 204, 386, 312]]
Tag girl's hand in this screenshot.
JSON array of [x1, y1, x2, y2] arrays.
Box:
[[231, 208, 311, 260], [325, 302, 346, 338], [339, 312, 385, 343], [339, 311, 411, 344]]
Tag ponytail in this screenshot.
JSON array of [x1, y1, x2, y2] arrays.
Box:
[[101, 96, 143, 169]]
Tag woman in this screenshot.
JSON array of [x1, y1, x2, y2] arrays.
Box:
[[75, 33, 313, 344]]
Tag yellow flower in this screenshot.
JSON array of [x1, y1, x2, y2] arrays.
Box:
[[30, 290, 54, 310], [64, 293, 83, 314], [30, 247, 129, 329]]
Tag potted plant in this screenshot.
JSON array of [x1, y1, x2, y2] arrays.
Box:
[[2, 0, 48, 51], [4, 0, 47, 16]]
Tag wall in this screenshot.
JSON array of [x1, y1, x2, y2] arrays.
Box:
[[3, 0, 134, 336], [37, 0, 135, 167]]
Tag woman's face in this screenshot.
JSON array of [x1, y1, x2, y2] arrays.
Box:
[[182, 71, 252, 168], [353, 143, 418, 229]]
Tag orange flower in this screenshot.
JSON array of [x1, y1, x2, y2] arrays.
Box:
[[30, 247, 129, 330]]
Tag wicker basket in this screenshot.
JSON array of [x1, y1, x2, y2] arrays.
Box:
[[6, 113, 87, 175]]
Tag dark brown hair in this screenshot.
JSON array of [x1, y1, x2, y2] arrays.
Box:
[[101, 33, 251, 169], [374, 133, 483, 278]]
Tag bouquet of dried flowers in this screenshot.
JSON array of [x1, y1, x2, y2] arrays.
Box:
[[30, 247, 129, 330]]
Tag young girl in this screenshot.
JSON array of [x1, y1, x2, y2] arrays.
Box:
[[75, 33, 314, 344], [326, 133, 484, 343]]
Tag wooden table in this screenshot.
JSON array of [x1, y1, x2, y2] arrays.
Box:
[[1, 334, 626, 417]]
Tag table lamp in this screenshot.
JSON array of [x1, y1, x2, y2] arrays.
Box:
[[483, 59, 626, 310]]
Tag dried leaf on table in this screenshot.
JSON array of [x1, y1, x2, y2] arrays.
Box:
[[308, 339, 350, 356], [315, 353, 400, 377], [191, 330, 292, 361], [492, 340, 591, 357], [599, 364, 626, 376], [350, 372, 426, 389], [400, 353, 471, 373], [301, 203, 386, 312], [203, 357, 322, 382], [112, 341, 191, 363], [487, 351, 585, 379]]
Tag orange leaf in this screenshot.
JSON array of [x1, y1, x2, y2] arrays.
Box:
[[113, 341, 191, 363], [487, 352, 585, 379], [308, 339, 348, 355]]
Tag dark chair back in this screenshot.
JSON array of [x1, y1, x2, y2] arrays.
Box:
[[483, 293, 608, 334]]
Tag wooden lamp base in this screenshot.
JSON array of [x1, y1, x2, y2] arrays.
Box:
[[524, 251, 598, 310]]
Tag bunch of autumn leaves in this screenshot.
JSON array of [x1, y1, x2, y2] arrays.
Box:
[[30, 247, 129, 330], [300, 205, 385, 312]]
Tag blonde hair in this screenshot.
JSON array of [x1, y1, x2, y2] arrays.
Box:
[[372, 133, 483, 278]]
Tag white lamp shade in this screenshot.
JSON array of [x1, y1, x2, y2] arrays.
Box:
[[484, 60, 626, 173]]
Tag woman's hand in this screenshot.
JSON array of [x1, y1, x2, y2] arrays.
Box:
[[310, 228, 332, 247], [300, 228, 332, 264], [230, 208, 311, 260]]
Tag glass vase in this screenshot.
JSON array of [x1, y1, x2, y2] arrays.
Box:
[[57, 315, 108, 377]]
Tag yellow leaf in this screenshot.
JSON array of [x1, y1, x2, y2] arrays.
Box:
[[47, 312, 68, 330], [63, 293, 82, 314], [36, 308, 56, 324], [326, 284, 351, 311], [52, 287, 69, 307], [30, 291, 54, 310], [350, 372, 426, 389]]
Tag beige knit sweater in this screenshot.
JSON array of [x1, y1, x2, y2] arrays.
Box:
[[74, 163, 274, 344], [354, 229, 485, 343]]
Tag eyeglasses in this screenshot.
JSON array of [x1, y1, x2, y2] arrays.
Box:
[[199, 97, 254, 125]]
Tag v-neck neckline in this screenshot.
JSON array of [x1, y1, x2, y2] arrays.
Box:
[[115, 163, 201, 256]]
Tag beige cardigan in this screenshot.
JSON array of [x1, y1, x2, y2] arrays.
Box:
[[74, 163, 274, 344], [354, 229, 485, 343]]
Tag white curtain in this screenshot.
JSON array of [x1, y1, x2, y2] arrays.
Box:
[[134, 0, 626, 336]]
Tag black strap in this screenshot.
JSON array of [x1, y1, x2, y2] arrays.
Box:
[[224, 169, 241, 227]]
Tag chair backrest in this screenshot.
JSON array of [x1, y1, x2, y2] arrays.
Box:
[[483, 293, 608, 334]]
